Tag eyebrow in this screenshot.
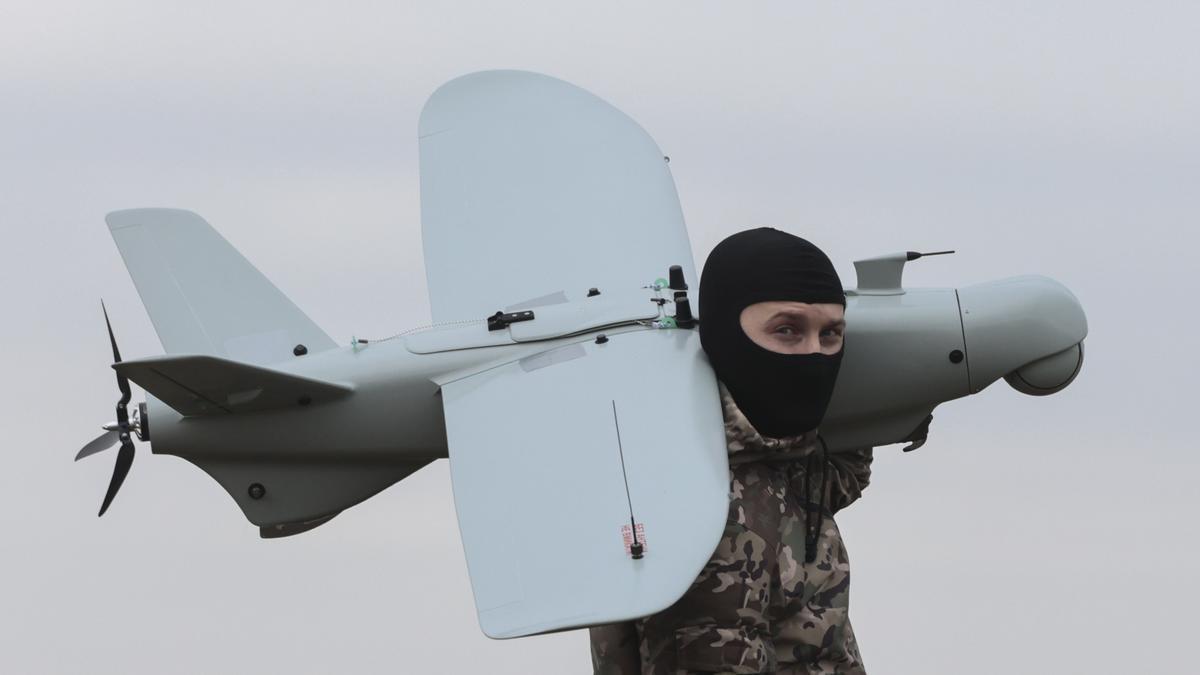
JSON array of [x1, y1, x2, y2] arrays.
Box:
[[766, 311, 846, 328]]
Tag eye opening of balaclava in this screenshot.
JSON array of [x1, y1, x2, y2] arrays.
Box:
[[698, 227, 847, 439]]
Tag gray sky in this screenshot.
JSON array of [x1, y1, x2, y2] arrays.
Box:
[[2, 1, 1197, 673]]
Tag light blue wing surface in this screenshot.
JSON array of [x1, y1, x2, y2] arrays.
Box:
[[419, 70, 696, 323], [439, 328, 728, 638]]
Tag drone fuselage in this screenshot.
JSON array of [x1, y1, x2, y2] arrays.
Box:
[[129, 272, 1085, 537]]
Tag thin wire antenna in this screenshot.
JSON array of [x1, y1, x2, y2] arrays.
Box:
[[612, 399, 643, 558]]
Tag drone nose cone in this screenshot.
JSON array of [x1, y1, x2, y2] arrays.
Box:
[[957, 275, 1089, 394]]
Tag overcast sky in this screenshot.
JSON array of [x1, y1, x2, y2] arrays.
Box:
[[2, 2, 1197, 673]]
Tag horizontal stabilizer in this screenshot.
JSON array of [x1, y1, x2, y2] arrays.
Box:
[[114, 354, 353, 416]]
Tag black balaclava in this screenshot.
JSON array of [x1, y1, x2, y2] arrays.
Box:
[[698, 227, 847, 438]]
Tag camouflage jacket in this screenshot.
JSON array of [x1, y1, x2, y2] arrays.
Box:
[[589, 382, 873, 674]]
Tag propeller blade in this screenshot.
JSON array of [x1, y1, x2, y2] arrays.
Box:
[[101, 299, 122, 363], [101, 300, 131, 403], [75, 429, 119, 461], [97, 437, 135, 517]]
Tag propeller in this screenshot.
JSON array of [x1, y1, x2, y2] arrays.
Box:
[[75, 301, 144, 516], [75, 428, 118, 461]]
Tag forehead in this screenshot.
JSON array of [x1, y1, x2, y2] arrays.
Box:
[[740, 300, 845, 322]]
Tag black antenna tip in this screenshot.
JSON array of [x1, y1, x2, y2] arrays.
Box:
[[668, 265, 688, 291]]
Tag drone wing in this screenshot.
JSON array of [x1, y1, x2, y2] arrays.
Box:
[[439, 328, 728, 638], [419, 70, 695, 323]]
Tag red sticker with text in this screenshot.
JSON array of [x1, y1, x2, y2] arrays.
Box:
[[621, 523, 648, 556]]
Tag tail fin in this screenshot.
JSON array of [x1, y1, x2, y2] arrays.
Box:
[[107, 209, 336, 365]]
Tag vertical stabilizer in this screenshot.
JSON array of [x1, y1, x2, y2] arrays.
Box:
[[107, 208, 336, 365]]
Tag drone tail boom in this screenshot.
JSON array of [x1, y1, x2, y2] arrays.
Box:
[[106, 208, 337, 366]]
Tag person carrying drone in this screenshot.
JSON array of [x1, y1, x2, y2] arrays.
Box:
[[591, 227, 873, 674]]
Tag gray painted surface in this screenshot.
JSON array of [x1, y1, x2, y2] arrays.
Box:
[[107, 209, 338, 364]]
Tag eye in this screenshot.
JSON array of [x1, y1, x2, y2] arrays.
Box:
[[773, 324, 798, 336], [821, 328, 843, 339]]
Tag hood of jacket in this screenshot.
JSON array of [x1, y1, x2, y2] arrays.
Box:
[[719, 381, 823, 465]]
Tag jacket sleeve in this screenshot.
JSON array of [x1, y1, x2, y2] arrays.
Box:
[[590, 621, 641, 675], [824, 447, 873, 514]]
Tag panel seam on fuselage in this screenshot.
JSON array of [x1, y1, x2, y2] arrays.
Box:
[[954, 289, 973, 394]]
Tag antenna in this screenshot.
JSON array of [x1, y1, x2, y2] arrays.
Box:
[[611, 400, 643, 559]]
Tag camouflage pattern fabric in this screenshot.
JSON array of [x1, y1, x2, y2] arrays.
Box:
[[590, 382, 873, 674]]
